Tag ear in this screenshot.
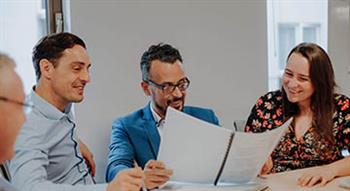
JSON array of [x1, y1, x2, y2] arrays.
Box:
[[141, 81, 151, 96], [39, 59, 55, 79]]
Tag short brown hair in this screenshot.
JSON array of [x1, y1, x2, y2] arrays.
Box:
[[32, 32, 86, 81]]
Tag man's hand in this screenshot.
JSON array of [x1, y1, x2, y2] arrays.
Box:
[[297, 165, 337, 187], [107, 168, 143, 191], [144, 160, 173, 189], [79, 139, 96, 177]]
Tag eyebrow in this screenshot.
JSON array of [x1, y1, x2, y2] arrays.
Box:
[[71, 62, 91, 68], [285, 68, 309, 78], [160, 77, 187, 85]]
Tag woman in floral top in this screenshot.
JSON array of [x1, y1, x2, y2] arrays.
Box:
[[245, 43, 350, 187]]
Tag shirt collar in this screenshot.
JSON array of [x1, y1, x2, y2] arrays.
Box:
[[29, 86, 74, 121], [149, 103, 163, 124]]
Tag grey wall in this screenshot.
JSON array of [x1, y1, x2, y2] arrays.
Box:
[[70, 0, 350, 183], [70, 0, 267, 182]]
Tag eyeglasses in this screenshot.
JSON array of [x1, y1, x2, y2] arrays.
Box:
[[0, 96, 33, 108], [145, 77, 190, 94]]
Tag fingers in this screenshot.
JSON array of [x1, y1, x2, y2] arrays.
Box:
[[296, 165, 337, 188], [79, 139, 96, 177], [144, 160, 173, 189], [108, 168, 144, 191], [259, 164, 270, 175], [145, 160, 165, 169], [145, 168, 173, 176], [86, 155, 96, 177], [298, 174, 329, 187], [259, 156, 273, 175], [319, 177, 328, 186], [125, 167, 144, 179], [144, 169, 172, 189], [298, 174, 312, 187], [120, 169, 143, 188], [307, 176, 321, 187]]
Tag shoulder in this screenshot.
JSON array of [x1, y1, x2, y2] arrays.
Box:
[[256, 90, 283, 105], [184, 106, 215, 115], [334, 94, 350, 111], [112, 107, 146, 128], [16, 110, 51, 148], [250, 90, 283, 113], [183, 106, 219, 125], [245, 90, 284, 132]]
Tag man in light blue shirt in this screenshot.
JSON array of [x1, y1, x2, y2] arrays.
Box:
[[10, 33, 143, 191], [0, 53, 26, 191]]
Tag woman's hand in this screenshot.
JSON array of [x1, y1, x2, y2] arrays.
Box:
[[260, 156, 273, 175], [297, 165, 337, 187]]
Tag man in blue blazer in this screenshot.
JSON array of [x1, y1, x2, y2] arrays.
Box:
[[106, 43, 219, 189]]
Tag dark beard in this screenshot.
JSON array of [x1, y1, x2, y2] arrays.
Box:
[[154, 97, 184, 117]]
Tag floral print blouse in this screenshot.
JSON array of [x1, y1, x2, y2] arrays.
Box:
[[245, 90, 350, 173]]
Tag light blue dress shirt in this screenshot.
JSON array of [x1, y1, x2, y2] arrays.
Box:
[[9, 90, 107, 191], [0, 177, 18, 191]]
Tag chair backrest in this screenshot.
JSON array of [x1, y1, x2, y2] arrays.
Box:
[[233, 119, 247, 132]]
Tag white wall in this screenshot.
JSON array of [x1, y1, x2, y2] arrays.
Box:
[[0, 0, 44, 93], [70, 0, 267, 182]]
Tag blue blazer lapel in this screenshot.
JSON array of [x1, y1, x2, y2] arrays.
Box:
[[141, 104, 160, 158]]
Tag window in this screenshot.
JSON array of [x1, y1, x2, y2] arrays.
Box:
[[0, 0, 64, 94], [267, 0, 328, 91], [278, 24, 296, 70], [303, 24, 320, 43]]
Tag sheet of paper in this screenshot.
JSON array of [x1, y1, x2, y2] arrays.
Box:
[[158, 107, 232, 183], [219, 118, 292, 183]]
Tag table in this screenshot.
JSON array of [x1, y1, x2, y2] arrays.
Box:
[[263, 167, 349, 191], [159, 167, 350, 191]]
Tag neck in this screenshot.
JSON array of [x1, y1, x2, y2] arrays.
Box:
[[35, 81, 67, 112], [297, 100, 312, 116], [151, 102, 165, 119]]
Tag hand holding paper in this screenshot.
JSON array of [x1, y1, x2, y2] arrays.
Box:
[[144, 160, 173, 189]]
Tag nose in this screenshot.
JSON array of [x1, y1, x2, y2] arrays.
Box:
[[80, 69, 91, 83], [171, 86, 183, 98], [287, 77, 298, 89]]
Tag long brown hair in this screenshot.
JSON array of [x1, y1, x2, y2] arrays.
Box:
[[282, 42, 336, 143]]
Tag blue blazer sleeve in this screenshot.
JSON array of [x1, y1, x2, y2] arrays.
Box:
[[106, 118, 134, 182]]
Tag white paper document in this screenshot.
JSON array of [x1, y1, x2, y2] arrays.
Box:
[[220, 119, 291, 183], [158, 107, 291, 184]]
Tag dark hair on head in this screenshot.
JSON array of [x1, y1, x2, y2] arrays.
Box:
[[140, 43, 183, 81], [32, 32, 86, 81], [282, 42, 336, 143]]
